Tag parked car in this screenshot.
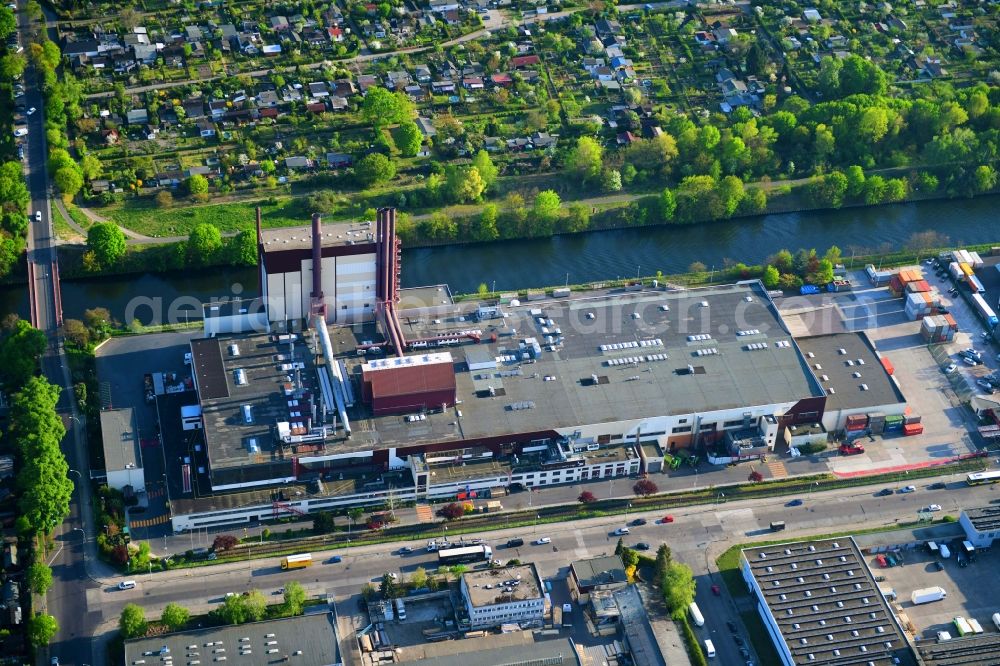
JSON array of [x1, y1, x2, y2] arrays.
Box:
[[613, 527, 630, 536], [928, 482, 946, 490], [631, 518, 647, 526], [633, 542, 650, 551], [963, 356, 981, 366], [978, 379, 997, 394], [661, 515, 674, 523], [944, 363, 958, 374], [923, 504, 942, 512], [899, 485, 916, 493], [876, 488, 893, 497], [786, 498, 803, 506], [26, 107, 35, 115], [328, 555, 342, 564], [34, 211, 41, 222], [534, 537, 551, 545], [398, 546, 413, 555]]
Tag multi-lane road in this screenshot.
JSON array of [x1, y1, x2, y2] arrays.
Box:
[[81, 476, 997, 665]]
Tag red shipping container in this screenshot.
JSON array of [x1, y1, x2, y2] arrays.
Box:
[[903, 423, 924, 436], [881, 357, 894, 375]]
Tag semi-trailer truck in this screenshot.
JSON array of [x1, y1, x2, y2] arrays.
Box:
[[281, 553, 313, 569]]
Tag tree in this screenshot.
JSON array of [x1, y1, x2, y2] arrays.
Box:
[[187, 223, 223, 266], [746, 41, 767, 75], [748, 470, 764, 483], [0, 53, 25, 80], [226, 228, 258, 266], [602, 169, 622, 192], [396, 121, 423, 157], [313, 511, 336, 534], [658, 188, 676, 223], [578, 491, 597, 504], [445, 166, 484, 202], [761, 265, 780, 289], [380, 572, 399, 599], [212, 534, 239, 551], [28, 613, 58, 647], [155, 190, 174, 208], [654, 544, 672, 580], [27, 562, 53, 595], [0, 161, 30, 212], [348, 507, 364, 532], [361, 88, 412, 126], [615, 538, 625, 556], [662, 562, 696, 617], [54, 166, 84, 199], [185, 174, 209, 197], [472, 150, 499, 189], [438, 503, 465, 520], [410, 566, 428, 589], [281, 581, 307, 616], [87, 222, 127, 267], [161, 603, 190, 632], [80, 154, 103, 181], [811, 171, 848, 208], [633, 479, 658, 496], [845, 165, 866, 198], [0, 7, 14, 42], [61, 319, 90, 348], [0, 321, 47, 390], [974, 165, 997, 193], [216, 590, 267, 625], [119, 603, 148, 639], [355, 153, 396, 186], [532, 190, 561, 234], [567, 136, 604, 182], [472, 203, 500, 241], [862, 175, 887, 205], [562, 203, 590, 233]]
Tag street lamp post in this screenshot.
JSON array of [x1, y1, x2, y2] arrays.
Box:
[[534, 514, 540, 533], [72, 527, 86, 563], [716, 492, 725, 505]]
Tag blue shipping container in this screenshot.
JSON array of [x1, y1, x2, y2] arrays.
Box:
[[800, 285, 821, 295]]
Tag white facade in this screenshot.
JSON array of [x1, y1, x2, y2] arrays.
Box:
[[263, 253, 376, 324], [461, 567, 545, 629], [107, 466, 146, 494]]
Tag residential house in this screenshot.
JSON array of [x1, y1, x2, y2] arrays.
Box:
[[592, 66, 615, 81], [306, 101, 327, 113], [414, 64, 432, 83], [209, 100, 228, 119], [282, 86, 304, 103], [416, 117, 437, 137], [284, 156, 315, 169], [490, 73, 513, 87], [428, 0, 460, 12], [803, 8, 822, 22], [694, 31, 716, 46], [358, 74, 379, 92], [327, 26, 345, 42], [484, 136, 505, 152], [511, 54, 540, 69], [197, 119, 216, 138], [185, 25, 203, 41], [126, 108, 149, 125], [308, 81, 330, 98], [442, 10, 460, 25], [101, 128, 121, 145], [63, 38, 101, 58], [187, 165, 216, 179], [259, 107, 280, 120], [271, 15, 290, 31], [90, 179, 111, 194], [595, 18, 623, 40], [329, 95, 349, 110], [262, 44, 282, 55], [257, 90, 280, 108], [440, 61, 461, 80], [431, 80, 455, 94], [462, 76, 484, 90], [616, 131, 638, 145], [713, 26, 737, 43], [326, 153, 353, 168], [331, 79, 356, 97], [386, 70, 412, 90], [403, 85, 425, 100], [182, 100, 207, 121], [133, 43, 157, 65]]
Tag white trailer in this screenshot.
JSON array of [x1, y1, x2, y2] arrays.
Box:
[[911, 586, 947, 605]]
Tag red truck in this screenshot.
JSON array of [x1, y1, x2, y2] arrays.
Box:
[[839, 443, 865, 456]]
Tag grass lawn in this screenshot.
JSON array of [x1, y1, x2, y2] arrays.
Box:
[[65, 203, 93, 231], [105, 197, 311, 236], [52, 204, 84, 242]]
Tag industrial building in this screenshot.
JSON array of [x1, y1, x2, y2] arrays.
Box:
[[395, 632, 579, 666], [957, 506, 1000, 548], [99, 408, 145, 494], [569, 555, 628, 604], [123, 613, 341, 666], [740, 538, 915, 666], [459, 564, 545, 629], [159, 209, 909, 532]]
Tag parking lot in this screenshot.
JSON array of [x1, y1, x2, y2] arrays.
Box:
[[874, 539, 1000, 640]]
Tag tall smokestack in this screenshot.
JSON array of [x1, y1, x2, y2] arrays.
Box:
[[311, 213, 325, 319]]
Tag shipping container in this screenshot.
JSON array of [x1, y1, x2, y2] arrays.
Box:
[[961, 263, 975, 277], [903, 423, 924, 436], [904, 415, 922, 425], [906, 280, 931, 293], [971, 252, 984, 268], [866, 264, 893, 286], [968, 274, 986, 294]]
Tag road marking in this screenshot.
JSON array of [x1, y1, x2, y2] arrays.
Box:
[[766, 461, 788, 478], [129, 514, 171, 528], [414, 504, 434, 523]]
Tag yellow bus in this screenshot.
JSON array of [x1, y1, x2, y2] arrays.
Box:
[[281, 553, 313, 569]]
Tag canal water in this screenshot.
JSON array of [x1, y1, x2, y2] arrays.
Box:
[[2, 195, 998, 324]]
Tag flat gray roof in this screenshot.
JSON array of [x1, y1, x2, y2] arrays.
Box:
[[123, 613, 339, 666], [348, 283, 826, 450], [259, 220, 373, 251], [795, 332, 905, 411], [962, 506, 1000, 533], [99, 408, 142, 473], [463, 563, 543, 608], [195, 333, 323, 472], [916, 632, 1000, 665], [742, 537, 915, 666], [613, 585, 665, 666], [571, 555, 627, 589], [397, 633, 579, 666]]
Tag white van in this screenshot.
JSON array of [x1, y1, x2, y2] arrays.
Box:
[[927, 541, 939, 554], [689, 602, 705, 627], [939, 543, 951, 559], [118, 580, 136, 590], [704, 639, 716, 658]]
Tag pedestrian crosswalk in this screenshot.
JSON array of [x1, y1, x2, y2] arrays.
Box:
[[766, 460, 788, 478], [129, 514, 171, 528], [415, 504, 434, 523]]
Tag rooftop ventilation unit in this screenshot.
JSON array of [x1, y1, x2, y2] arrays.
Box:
[[687, 334, 712, 342], [838, 348, 847, 355], [807, 352, 815, 358], [228, 344, 240, 356], [857, 359, 865, 365], [847, 360, 854, 366], [736, 329, 761, 336], [234, 369, 247, 385], [814, 364, 822, 370], [700, 301, 709, 307], [860, 384, 869, 391]]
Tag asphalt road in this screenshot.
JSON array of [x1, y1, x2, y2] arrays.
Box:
[[15, 7, 103, 666], [82, 476, 997, 665]]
